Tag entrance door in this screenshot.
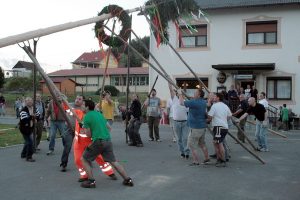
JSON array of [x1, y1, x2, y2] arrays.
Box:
[[240, 81, 255, 90]]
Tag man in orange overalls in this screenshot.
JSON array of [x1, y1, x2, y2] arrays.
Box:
[[69, 95, 117, 182]]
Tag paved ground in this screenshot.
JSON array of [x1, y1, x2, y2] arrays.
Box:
[[0, 121, 299, 200]]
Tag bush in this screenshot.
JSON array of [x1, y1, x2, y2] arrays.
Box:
[[95, 85, 120, 96]]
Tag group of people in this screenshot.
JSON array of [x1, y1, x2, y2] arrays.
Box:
[[18, 92, 134, 188], [165, 84, 272, 167]]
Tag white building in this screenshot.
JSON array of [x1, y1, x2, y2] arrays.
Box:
[[149, 0, 300, 113]]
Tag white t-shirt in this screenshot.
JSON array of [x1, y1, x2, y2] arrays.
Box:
[[168, 96, 188, 121], [208, 102, 232, 129], [259, 99, 269, 108], [167, 97, 174, 117]]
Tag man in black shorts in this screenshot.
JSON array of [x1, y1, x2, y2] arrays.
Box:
[[80, 100, 133, 188], [207, 93, 232, 167]]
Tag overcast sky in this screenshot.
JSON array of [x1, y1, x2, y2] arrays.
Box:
[[0, 0, 149, 72]]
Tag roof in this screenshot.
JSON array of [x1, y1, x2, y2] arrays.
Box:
[[12, 61, 35, 70], [195, 0, 300, 9], [48, 67, 149, 77], [212, 63, 275, 72], [73, 50, 116, 64]]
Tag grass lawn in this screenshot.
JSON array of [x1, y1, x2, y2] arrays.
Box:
[[0, 124, 48, 147]]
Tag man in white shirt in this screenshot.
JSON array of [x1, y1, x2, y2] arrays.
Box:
[[168, 84, 189, 158], [258, 92, 268, 109], [244, 85, 251, 99], [207, 93, 232, 167]]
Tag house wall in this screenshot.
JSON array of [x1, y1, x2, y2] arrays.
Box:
[[149, 5, 300, 113]]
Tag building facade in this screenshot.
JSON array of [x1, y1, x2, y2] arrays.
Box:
[[149, 0, 300, 113], [48, 67, 149, 93]]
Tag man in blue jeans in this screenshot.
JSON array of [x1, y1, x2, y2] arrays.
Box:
[[236, 97, 269, 152], [168, 84, 189, 158], [45, 96, 67, 155]]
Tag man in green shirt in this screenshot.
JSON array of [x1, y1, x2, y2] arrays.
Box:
[[80, 100, 133, 188]]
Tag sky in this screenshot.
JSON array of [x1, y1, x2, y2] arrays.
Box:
[[0, 0, 149, 72]]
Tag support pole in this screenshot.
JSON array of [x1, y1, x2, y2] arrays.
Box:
[[207, 127, 265, 164], [143, 14, 209, 92], [100, 20, 117, 96], [246, 120, 287, 138], [32, 39, 39, 151], [125, 15, 132, 144], [104, 25, 189, 98], [21, 46, 74, 131]]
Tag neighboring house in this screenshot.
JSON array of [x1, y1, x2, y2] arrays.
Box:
[[12, 61, 34, 77], [149, 0, 300, 113], [1, 66, 13, 78], [40, 78, 83, 96], [72, 50, 118, 69], [47, 67, 149, 93]]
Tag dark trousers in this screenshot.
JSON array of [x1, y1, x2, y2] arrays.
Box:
[[237, 118, 246, 142], [21, 133, 34, 159], [128, 118, 142, 144], [61, 129, 74, 166], [35, 120, 44, 147], [148, 116, 160, 140]]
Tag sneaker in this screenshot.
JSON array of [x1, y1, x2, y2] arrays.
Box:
[[81, 179, 96, 188], [109, 174, 118, 180], [46, 150, 54, 155], [209, 154, 217, 159], [202, 159, 211, 165], [172, 138, 177, 143], [185, 155, 189, 159], [180, 153, 185, 159], [156, 139, 162, 142], [78, 177, 88, 182], [60, 163, 67, 172], [128, 142, 137, 146], [123, 177, 134, 187], [148, 138, 154, 141], [215, 160, 226, 167], [260, 148, 269, 152], [136, 143, 144, 147], [26, 158, 36, 162]]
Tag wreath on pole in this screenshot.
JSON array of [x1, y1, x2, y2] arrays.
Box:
[[95, 5, 131, 47]]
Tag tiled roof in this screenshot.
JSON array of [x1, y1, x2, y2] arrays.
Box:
[[73, 50, 116, 63], [12, 61, 35, 70], [195, 0, 300, 9], [40, 77, 76, 83], [48, 67, 149, 77]]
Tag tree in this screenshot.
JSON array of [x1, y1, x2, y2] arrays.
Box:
[[4, 77, 32, 91], [0, 67, 4, 89]]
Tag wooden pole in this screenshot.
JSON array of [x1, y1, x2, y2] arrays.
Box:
[[32, 39, 38, 151], [0, 5, 157, 48], [103, 25, 189, 98], [143, 14, 209, 92], [207, 127, 265, 164], [246, 120, 287, 138], [100, 20, 117, 96], [21, 46, 74, 131], [125, 15, 132, 144], [231, 117, 257, 151], [227, 131, 265, 164], [141, 75, 159, 110]]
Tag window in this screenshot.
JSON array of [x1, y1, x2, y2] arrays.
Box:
[[246, 21, 277, 45], [179, 25, 207, 48], [267, 77, 292, 100]]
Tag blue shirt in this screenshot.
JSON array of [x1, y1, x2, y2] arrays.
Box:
[[184, 98, 207, 129]]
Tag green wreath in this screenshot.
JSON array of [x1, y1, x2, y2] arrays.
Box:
[[95, 5, 131, 47]]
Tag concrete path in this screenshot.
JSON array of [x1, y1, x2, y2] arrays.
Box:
[[0, 122, 299, 200]]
